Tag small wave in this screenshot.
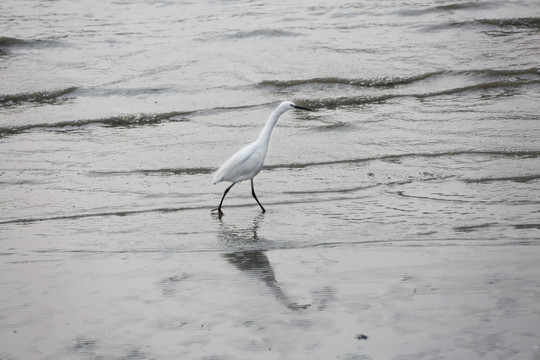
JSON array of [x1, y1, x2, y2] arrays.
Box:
[[0, 36, 64, 47], [0, 111, 190, 137], [465, 67, 540, 77], [513, 224, 540, 230], [454, 223, 496, 233], [477, 17, 540, 29], [303, 94, 395, 108], [91, 167, 214, 177], [464, 174, 540, 183], [311, 121, 353, 131], [259, 67, 540, 95], [197, 29, 301, 42], [300, 78, 540, 108], [0, 36, 64, 54], [398, 1, 492, 16], [232, 29, 301, 39], [0, 36, 29, 47], [425, 17, 540, 31], [136, 167, 214, 176], [0, 102, 279, 138], [422, 79, 540, 96], [258, 72, 444, 89], [284, 184, 379, 195], [0, 205, 207, 225], [0, 87, 77, 107], [266, 150, 540, 171], [89, 151, 539, 179]]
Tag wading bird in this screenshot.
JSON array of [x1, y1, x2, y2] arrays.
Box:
[[212, 101, 313, 218]]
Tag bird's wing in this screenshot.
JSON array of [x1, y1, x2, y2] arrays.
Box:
[[213, 143, 264, 184]]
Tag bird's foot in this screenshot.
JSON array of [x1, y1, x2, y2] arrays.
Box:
[[211, 207, 224, 219]]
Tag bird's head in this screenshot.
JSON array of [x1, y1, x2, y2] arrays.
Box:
[[281, 101, 314, 112]]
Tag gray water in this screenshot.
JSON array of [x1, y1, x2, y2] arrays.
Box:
[[1, 0, 540, 359]]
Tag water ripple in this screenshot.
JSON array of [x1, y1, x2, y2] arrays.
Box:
[[0, 87, 77, 107]]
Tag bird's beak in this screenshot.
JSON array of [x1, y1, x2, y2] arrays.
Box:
[[292, 104, 314, 111]]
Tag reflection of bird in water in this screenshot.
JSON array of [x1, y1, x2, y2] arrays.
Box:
[[218, 215, 309, 310], [224, 251, 309, 310], [217, 214, 264, 244]]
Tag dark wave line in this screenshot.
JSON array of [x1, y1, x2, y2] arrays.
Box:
[[0, 102, 276, 137], [460, 67, 540, 77], [265, 150, 540, 170], [134, 167, 214, 176], [0, 36, 29, 46], [0, 196, 329, 225], [0, 36, 63, 48], [0, 36, 62, 51], [477, 17, 540, 29], [197, 29, 301, 42], [0, 36, 29, 55], [454, 223, 496, 233], [0, 87, 77, 107], [258, 68, 540, 90], [228, 29, 301, 39], [92, 167, 214, 176], [2, 185, 536, 226], [0, 100, 314, 138], [1, 71, 537, 135], [0, 111, 191, 137], [422, 79, 540, 96], [258, 71, 445, 88], [90, 150, 539, 177], [392, 190, 538, 206], [454, 223, 540, 233], [303, 79, 540, 108], [513, 224, 540, 230], [398, 1, 492, 16], [284, 184, 380, 195], [464, 174, 540, 183], [427, 17, 540, 31], [0, 206, 201, 225], [0, 193, 367, 225]]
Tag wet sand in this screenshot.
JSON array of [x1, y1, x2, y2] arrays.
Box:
[[1, 208, 539, 359]]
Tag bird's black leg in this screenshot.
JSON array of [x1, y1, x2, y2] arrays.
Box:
[[251, 179, 266, 213], [212, 182, 235, 218]]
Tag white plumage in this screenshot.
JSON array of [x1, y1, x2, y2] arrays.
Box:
[[212, 141, 265, 184], [212, 101, 313, 218]]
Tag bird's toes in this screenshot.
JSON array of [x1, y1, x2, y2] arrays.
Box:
[[211, 208, 224, 219]]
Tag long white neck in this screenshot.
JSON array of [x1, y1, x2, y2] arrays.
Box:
[[256, 107, 282, 148]]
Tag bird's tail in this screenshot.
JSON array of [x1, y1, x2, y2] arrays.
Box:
[[212, 168, 223, 184]]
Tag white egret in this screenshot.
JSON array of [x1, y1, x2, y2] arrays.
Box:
[[212, 101, 313, 218]]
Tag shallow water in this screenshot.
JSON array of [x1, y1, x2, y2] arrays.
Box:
[[1, 0, 540, 359]]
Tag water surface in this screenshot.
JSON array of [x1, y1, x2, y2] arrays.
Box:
[[1, 0, 539, 359]]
